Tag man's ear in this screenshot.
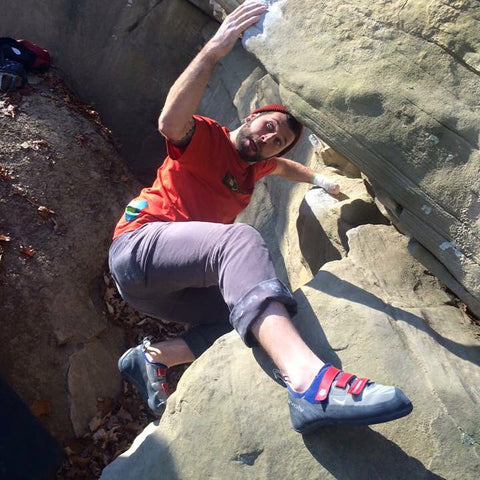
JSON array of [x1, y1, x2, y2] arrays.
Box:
[[243, 113, 259, 124]]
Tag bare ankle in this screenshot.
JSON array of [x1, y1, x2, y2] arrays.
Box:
[[284, 359, 324, 393], [144, 348, 166, 366], [144, 338, 196, 367]]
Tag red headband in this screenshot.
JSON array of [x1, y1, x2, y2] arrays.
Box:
[[250, 104, 303, 156]]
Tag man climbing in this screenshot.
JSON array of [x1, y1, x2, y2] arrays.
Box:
[[109, 1, 412, 434]]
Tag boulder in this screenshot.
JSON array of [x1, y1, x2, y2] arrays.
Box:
[[0, 0, 216, 183], [240, 0, 480, 316], [102, 224, 480, 480], [1, 1, 477, 313], [0, 80, 134, 438]]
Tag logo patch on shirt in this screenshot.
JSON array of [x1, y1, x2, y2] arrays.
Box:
[[222, 171, 239, 192], [125, 199, 148, 221]]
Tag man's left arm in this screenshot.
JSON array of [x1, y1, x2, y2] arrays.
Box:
[[270, 157, 340, 195]]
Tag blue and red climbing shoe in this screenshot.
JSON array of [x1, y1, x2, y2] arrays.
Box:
[[118, 336, 169, 416], [287, 364, 413, 434]]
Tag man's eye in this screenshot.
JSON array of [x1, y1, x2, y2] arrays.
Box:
[[267, 122, 274, 131], [275, 138, 281, 146]]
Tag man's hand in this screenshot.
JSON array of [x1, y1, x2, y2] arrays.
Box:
[[205, 2, 267, 60]]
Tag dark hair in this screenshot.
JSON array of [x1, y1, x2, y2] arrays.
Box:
[[285, 113, 302, 139]]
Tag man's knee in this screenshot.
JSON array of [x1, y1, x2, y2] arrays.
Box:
[[225, 222, 265, 249]]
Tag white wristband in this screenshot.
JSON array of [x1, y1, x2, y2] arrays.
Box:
[[312, 173, 340, 195]]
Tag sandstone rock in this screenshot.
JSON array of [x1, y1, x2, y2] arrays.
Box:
[[0, 0, 216, 183], [314, 138, 362, 178], [2, 5, 478, 475], [102, 224, 480, 480], [0, 80, 131, 439], [241, 0, 480, 316], [68, 336, 125, 436], [297, 178, 389, 275], [2, 0, 476, 315]]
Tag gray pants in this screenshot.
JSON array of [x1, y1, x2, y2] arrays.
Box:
[[109, 221, 297, 357]]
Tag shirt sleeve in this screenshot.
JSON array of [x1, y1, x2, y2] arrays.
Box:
[[165, 116, 212, 162], [253, 157, 278, 181]]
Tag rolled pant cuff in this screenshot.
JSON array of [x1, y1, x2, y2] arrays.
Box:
[[230, 278, 297, 347]]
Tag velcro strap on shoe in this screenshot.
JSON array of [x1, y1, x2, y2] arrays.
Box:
[[348, 377, 369, 395], [161, 382, 170, 396], [335, 372, 355, 389], [315, 366, 341, 401]]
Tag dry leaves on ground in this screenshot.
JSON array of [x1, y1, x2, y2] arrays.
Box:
[[56, 272, 188, 479]]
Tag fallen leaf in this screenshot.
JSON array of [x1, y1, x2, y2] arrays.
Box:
[[69, 456, 90, 468], [30, 398, 52, 417], [11, 184, 26, 196], [75, 134, 87, 146], [88, 416, 104, 433], [97, 397, 114, 416], [19, 244, 36, 257], [92, 428, 106, 443], [117, 407, 132, 422], [106, 302, 115, 316], [0, 102, 17, 118], [37, 205, 55, 220], [64, 446, 75, 457], [0, 167, 12, 180], [33, 139, 49, 148], [51, 218, 67, 234], [20, 139, 49, 150]]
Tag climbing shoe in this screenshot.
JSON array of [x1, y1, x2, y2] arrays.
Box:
[[118, 337, 169, 416], [288, 364, 413, 434]]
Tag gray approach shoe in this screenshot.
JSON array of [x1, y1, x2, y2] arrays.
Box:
[[288, 365, 413, 434], [118, 338, 169, 416]]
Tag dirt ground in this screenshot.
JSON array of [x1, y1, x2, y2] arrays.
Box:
[[0, 74, 188, 479]]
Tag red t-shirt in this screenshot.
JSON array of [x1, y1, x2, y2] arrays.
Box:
[[113, 116, 277, 239]]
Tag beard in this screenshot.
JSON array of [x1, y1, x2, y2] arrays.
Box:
[[234, 123, 266, 163]]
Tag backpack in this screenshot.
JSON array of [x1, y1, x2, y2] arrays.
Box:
[[18, 39, 51, 72], [0, 59, 27, 92], [0, 37, 36, 71]]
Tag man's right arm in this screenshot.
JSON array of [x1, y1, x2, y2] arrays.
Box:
[[158, 1, 267, 145]]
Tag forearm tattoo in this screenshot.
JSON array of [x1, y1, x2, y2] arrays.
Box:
[[171, 121, 196, 147]]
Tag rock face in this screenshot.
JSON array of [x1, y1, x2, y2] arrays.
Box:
[[1, 0, 477, 313], [102, 224, 480, 480], [0, 0, 214, 183], [241, 0, 480, 316], [1, 1, 479, 475], [0, 80, 134, 439]]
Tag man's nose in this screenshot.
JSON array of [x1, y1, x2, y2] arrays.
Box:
[[260, 132, 275, 142]]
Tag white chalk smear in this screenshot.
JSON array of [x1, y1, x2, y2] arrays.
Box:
[[439, 241, 462, 258], [425, 133, 440, 144], [309, 133, 321, 149], [421, 205, 432, 215], [242, 0, 287, 47]]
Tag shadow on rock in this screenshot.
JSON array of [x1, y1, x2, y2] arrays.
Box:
[[303, 426, 446, 480], [306, 271, 480, 368]]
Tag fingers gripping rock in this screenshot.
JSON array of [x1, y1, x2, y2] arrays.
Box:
[[208, 2, 267, 58]]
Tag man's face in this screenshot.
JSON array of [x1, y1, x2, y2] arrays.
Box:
[[235, 112, 296, 163]]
